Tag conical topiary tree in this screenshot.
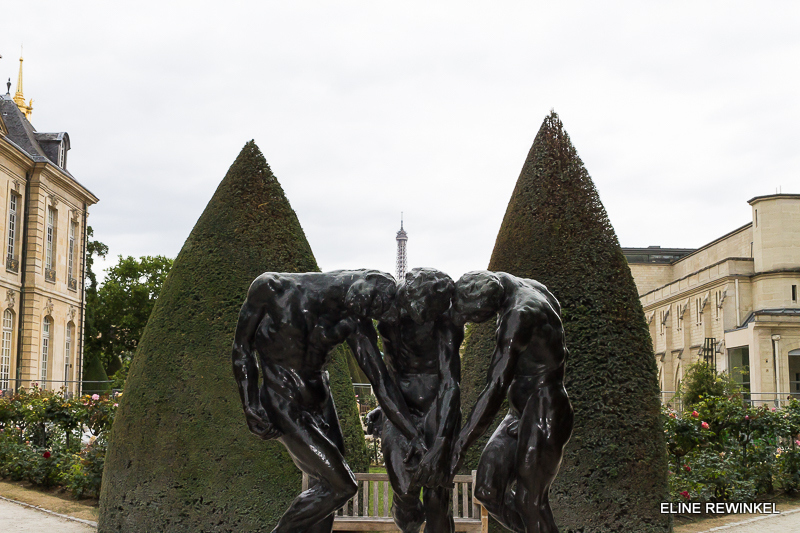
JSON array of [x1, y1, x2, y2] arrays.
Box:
[[82, 352, 111, 396], [459, 112, 669, 532], [99, 141, 368, 531]]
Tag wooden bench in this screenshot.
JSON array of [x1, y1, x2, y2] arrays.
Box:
[[301, 471, 488, 532]]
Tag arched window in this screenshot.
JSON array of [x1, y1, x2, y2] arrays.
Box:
[[41, 317, 52, 388], [64, 323, 74, 389], [0, 310, 12, 390]]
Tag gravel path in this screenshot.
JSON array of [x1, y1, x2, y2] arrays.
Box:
[[694, 507, 800, 532], [0, 497, 95, 532]]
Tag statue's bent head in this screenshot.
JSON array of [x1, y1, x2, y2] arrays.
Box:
[[400, 268, 454, 324], [455, 270, 504, 324], [345, 270, 398, 318]]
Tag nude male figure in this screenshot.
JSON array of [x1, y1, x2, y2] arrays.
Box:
[[232, 270, 425, 533], [377, 267, 463, 533], [449, 271, 574, 533]]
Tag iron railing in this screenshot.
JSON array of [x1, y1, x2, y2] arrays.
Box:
[[0, 378, 115, 398], [661, 390, 796, 413]]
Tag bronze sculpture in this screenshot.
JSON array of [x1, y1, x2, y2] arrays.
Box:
[[232, 270, 425, 533], [450, 270, 574, 533], [232, 268, 572, 533]]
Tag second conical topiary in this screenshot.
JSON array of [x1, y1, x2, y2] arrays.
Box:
[[98, 141, 367, 531], [460, 112, 669, 532]]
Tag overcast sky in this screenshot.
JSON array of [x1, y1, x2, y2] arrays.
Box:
[[2, 2, 798, 282]]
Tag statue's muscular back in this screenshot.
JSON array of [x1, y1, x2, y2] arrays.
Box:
[[249, 271, 361, 410], [495, 273, 568, 416]]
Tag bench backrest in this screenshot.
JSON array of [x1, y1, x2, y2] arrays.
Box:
[[301, 471, 482, 520]]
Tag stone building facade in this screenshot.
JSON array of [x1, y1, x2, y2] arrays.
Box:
[[0, 59, 98, 395], [624, 194, 800, 407]]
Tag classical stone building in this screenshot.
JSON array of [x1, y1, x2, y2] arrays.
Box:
[[0, 56, 98, 395], [624, 194, 800, 407]]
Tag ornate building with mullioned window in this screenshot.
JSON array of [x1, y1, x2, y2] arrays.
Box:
[[0, 55, 98, 395]]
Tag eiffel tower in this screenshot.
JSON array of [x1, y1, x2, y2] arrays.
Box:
[[395, 213, 407, 283]]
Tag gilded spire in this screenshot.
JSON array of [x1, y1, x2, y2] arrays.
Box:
[[13, 50, 33, 120]]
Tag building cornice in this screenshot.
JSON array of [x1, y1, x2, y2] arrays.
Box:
[[641, 277, 731, 311], [668, 223, 753, 266], [748, 193, 800, 205], [0, 133, 98, 206], [639, 257, 754, 300], [0, 136, 35, 172], [752, 268, 800, 281]]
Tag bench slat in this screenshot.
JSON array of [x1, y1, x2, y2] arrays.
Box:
[[373, 480, 379, 517], [363, 480, 369, 516], [472, 470, 478, 519], [383, 480, 389, 517]]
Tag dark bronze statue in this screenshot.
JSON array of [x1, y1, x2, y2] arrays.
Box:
[[365, 407, 383, 438], [449, 271, 574, 533], [377, 268, 463, 533], [232, 270, 425, 533]]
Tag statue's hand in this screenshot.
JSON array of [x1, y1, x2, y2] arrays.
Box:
[[403, 434, 428, 465], [413, 439, 451, 488], [244, 405, 282, 440], [449, 440, 464, 480]]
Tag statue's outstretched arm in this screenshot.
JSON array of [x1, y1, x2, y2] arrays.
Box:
[[450, 316, 521, 476], [347, 319, 424, 454], [231, 279, 281, 440]]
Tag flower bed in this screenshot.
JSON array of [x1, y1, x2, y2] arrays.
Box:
[[0, 385, 117, 498], [664, 396, 800, 503]]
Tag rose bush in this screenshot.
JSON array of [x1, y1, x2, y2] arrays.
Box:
[[0, 386, 117, 498], [664, 391, 800, 504]]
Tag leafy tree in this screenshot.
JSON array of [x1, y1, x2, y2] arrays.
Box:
[[459, 112, 669, 532], [676, 362, 742, 410], [99, 141, 367, 531], [83, 226, 108, 377], [88, 255, 173, 372]]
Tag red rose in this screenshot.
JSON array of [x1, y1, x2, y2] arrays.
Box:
[[684, 464, 691, 472], [701, 421, 710, 429], [692, 411, 699, 418], [680, 491, 690, 499], [43, 451, 51, 459]]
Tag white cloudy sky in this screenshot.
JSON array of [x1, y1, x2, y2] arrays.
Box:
[[2, 2, 798, 281]]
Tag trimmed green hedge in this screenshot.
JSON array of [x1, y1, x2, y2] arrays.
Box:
[[459, 113, 669, 532], [82, 353, 111, 396], [98, 141, 367, 531]]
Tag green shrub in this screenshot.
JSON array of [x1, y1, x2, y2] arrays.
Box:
[[676, 362, 741, 409]]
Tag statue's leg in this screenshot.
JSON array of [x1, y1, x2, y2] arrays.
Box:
[[304, 476, 335, 533], [514, 388, 573, 533], [384, 419, 425, 533], [271, 409, 357, 533], [420, 402, 456, 533], [475, 414, 525, 533], [305, 393, 350, 533], [421, 485, 454, 533]]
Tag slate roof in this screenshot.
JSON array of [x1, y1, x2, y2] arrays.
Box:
[[0, 93, 96, 199], [0, 93, 50, 163]]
